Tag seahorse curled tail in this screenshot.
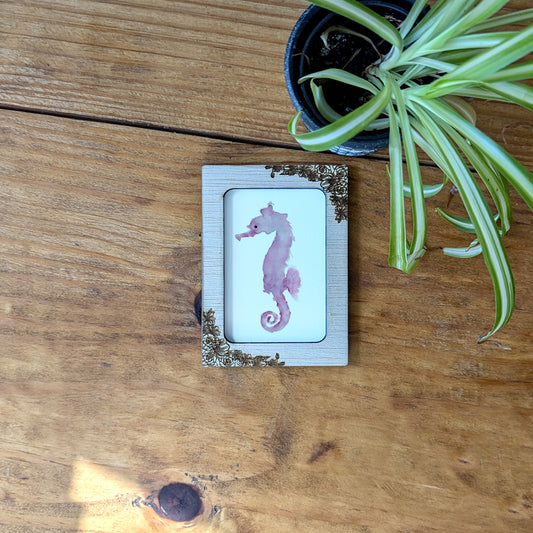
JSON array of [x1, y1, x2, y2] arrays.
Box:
[[261, 292, 290, 332]]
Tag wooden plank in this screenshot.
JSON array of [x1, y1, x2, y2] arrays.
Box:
[[0, 109, 532, 532], [0, 0, 300, 145], [0, 0, 532, 165]]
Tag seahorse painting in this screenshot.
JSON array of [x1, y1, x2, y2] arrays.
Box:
[[236, 203, 301, 332]]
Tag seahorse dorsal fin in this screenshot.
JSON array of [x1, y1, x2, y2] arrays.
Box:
[[261, 203, 274, 215]]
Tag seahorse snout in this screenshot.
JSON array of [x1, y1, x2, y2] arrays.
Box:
[[235, 228, 257, 241]]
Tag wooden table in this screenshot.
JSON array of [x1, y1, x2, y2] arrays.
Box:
[[0, 1, 532, 531]]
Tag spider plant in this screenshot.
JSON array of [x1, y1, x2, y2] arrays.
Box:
[[288, 0, 533, 341]]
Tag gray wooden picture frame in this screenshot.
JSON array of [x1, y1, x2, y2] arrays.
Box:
[[202, 164, 348, 367]]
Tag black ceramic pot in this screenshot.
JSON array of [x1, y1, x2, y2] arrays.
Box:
[[284, 0, 418, 156]]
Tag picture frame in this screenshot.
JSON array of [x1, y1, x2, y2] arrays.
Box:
[[202, 164, 348, 367]]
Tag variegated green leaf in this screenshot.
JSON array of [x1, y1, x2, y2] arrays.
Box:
[[299, 68, 379, 95], [288, 84, 391, 151], [409, 98, 515, 342], [309, 0, 402, 49]]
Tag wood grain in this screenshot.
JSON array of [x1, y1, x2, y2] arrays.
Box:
[[0, 110, 532, 532], [0, 1, 532, 166]]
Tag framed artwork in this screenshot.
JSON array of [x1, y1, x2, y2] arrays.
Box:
[[202, 164, 348, 366]]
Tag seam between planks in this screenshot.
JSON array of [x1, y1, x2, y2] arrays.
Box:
[[0, 103, 443, 168]]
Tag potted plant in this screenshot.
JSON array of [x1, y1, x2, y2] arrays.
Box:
[[285, 0, 423, 155], [286, 0, 533, 341]]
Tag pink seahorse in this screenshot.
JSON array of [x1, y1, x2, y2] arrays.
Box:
[[236, 203, 301, 332]]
